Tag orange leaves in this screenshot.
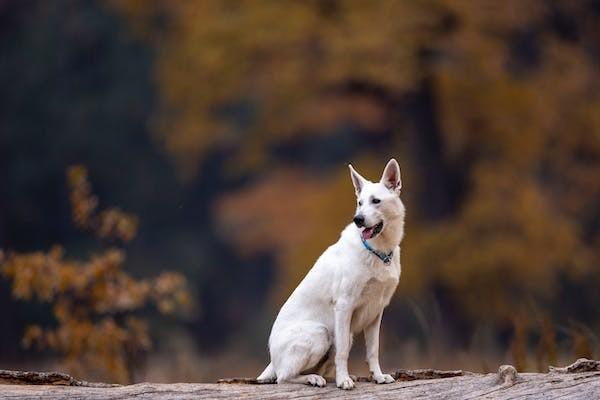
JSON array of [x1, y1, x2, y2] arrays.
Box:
[[22, 325, 43, 349], [403, 164, 587, 322], [97, 210, 139, 243], [0, 166, 191, 383], [1, 246, 65, 301], [67, 165, 98, 229], [67, 166, 139, 243], [216, 166, 356, 300], [153, 272, 191, 315], [109, 1, 420, 178], [22, 317, 152, 384], [106, 0, 600, 367]]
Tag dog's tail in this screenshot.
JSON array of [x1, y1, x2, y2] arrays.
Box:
[[257, 362, 276, 383]]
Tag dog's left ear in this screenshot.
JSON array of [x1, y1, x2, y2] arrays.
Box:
[[380, 158, 402, 192]]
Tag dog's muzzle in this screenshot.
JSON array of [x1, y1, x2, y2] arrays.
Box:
[[353, 215, 365, 227], [361, 221, 384, 240]]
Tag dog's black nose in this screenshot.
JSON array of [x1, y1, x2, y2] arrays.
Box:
[[353, 215, 365, 227]]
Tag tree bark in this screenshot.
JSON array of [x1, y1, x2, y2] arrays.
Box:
[[0, 358, 598, 399]]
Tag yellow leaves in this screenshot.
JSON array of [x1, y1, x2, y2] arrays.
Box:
[[404, 163, 587, 321], [22, 325, 43, 349], [0, 166, 192, 383], [109, 1, 422, 179], [216, 165, 356, 300], [152, 272, 191, 315], [1, 246, 64, 301], [21, 316, 153, 384], [100, 0, 598, 368], [68, 166, 99, 228], [125, 317, 152, 351], [98, 210, 139, 243], [67, 165, 138, 242]]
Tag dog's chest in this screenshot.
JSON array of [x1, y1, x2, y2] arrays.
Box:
[[350, 262, 400, 333]]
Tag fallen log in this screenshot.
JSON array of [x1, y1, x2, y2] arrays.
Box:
[[0, 359, 598, 399], [216, 367, 465, 384]]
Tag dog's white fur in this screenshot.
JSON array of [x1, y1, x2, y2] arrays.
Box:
[[257, 159, 405, 390]]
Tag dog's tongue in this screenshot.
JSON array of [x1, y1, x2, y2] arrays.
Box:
[[361, 227, 374, 240]]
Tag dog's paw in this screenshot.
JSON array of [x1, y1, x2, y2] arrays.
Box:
[[336, 375, 355, 390], [306, 374, 326, 387], [373, 373, 395, 384]]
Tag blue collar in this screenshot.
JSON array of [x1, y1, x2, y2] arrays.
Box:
[[361, 238, 393, 265]]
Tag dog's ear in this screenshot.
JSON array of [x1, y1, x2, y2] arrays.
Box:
[[380, 158, 402, 192], [348, 164, 367, 195]]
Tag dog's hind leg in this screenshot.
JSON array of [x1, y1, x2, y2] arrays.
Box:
[[315, 349, 335, 380], [271, 322, 330, 387], [257, 362, 276, 383]]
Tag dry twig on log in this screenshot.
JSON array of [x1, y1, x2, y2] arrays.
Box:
[[0, 369, 119, 387], [549, 358, 600, 373]]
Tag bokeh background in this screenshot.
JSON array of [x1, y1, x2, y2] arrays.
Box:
[[1, 0, 599, 383]]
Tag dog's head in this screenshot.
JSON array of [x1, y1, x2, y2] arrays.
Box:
[[349, 159, 405, 240]]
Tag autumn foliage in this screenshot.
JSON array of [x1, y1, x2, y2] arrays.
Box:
[[0, 166, 191, 383], [111, 0, 599, 367], [0, 0, 598, 378]]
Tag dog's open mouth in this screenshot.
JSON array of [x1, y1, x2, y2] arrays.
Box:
[[361, 221, 384, 240]]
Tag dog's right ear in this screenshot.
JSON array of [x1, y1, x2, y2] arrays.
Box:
[[348, 164, 367, 195], [381, 158, 402, 193]]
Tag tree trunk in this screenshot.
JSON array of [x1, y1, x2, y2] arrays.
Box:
[[1, 358, 598, 399]]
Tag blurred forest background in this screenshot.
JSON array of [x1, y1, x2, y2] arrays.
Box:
[[1, 0, 599, 383]]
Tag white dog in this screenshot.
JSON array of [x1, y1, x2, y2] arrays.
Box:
[[257, 159, 405, 390]]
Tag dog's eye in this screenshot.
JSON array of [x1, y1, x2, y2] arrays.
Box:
[[358, 200, 363, 206], [372, 198, 381, 204]]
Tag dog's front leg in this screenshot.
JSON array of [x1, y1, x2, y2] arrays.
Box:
[[334, 300, 354, 390], [364, 312, 394, 384]]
